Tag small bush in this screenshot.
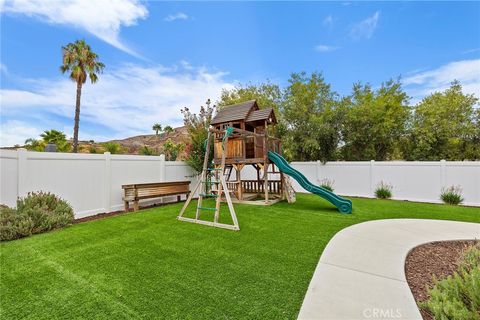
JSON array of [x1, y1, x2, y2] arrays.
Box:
[[375, 181, 393, 199], [421, 244, 480, 320], [139, 145, 156, 156], [89, 145, 99, 154], [0, 192, 74, 241], [103, 142, 121, 154], [319, 178, 334, 192], [440, 185, 464, 205]]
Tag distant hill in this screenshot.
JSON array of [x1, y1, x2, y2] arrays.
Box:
[[4, 126, 190, 159], [78, 126, 190, 158]]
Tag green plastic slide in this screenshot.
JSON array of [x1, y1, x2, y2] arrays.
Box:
[[268, 151, 352, 214]]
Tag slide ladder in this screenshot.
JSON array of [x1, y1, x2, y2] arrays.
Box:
[[268, 151, 352, 214]]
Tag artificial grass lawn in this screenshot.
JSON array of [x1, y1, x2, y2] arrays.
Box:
[[1, 194, 479, 319]]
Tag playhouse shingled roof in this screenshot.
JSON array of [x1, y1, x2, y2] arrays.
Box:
[[246, 108, 276, 124], [211, 100, 259, 125]]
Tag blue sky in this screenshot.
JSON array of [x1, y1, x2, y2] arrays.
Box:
[[1, 0, 479, 146]]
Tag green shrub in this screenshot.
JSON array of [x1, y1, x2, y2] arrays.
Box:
[[89, 145, 99, 154], [103, 142, 121, 154], [319, 178, 334, 192], [421, 244, 480, 320], [375, 181, 393, 199], [139, 145, 155, 156], [0, 206, 34, 240], [0, 192, 74, 241], [441, 185, 464, 205]]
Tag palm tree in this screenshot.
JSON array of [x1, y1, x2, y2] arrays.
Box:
[[163, 125, 174, 136], [39, 129, 71, 152], [60, 39, 105, 153], [152, 123, 162, 136], [40, 129, 66, 144]]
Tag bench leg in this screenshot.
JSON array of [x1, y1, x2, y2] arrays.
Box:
[[124, 201, 129, 212], [177, 195, 181, 202], [133, 200, 139, 212]]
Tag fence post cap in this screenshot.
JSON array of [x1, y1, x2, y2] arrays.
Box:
[[159, 154, 165, 161]]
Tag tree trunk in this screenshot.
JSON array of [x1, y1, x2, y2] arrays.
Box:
[[72, 81, 82, 153]]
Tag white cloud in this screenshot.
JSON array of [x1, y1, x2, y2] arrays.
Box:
[[164, 12, 188, 22], [462, 48, 480, 54], [0, 62, 234, 146], [403, 59, 480, 104], [1, 0, 148, 57], [0, 63, 7, 74], [323, 15, 334, 28], [0, 120, 43, 147], [314, 44, 339, 52], [350, 11, 380, 40]]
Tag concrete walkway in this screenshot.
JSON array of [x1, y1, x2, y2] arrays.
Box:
[[298, 219, 480, 320]]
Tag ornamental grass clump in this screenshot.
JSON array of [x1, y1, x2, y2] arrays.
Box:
[[319, 178, 335, 192], [0, 192, 74, 241], [440, 185, 464, 205], [375, 181, 393, 199], [421, 244, 480, 320]]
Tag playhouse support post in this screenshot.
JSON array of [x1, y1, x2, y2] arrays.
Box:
[[264, 162, 269, 203], [235, 164, 244, 201]]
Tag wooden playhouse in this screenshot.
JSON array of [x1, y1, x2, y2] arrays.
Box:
[[178, 100, 295, 231], [209, 100, 287, 205]]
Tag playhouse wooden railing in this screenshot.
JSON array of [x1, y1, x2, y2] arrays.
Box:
[[226, 181, 240, 192], [241, 180, 283, 194]]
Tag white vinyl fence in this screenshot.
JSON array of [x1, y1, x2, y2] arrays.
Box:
[[286, 160, 480, 207], [0, 149, 197, 218], [1, 149, 479, 218]]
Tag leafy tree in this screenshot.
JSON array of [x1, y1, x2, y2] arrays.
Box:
[[340, 79, 410, 160], [103, 142, 121, 154], [181, 99, 215, 173], [406, 81, 479, 160], [282, 72, 343, 162], [139, 145, 156, 156], [152, 123, 162, 136], [162, 139, 184, 160], [60, 39, 105, 153], [470, 108, 480, 159]]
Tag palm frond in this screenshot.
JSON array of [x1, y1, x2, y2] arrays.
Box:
[[60, 39, 104, 84]]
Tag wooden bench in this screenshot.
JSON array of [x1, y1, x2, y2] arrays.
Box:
[[122, 181, 191, 212]]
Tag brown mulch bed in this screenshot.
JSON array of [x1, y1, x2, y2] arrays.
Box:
[[405, 240, 479, 320]]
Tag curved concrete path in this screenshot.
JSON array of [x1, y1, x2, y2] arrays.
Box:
[[298, 219, 480, 320]]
